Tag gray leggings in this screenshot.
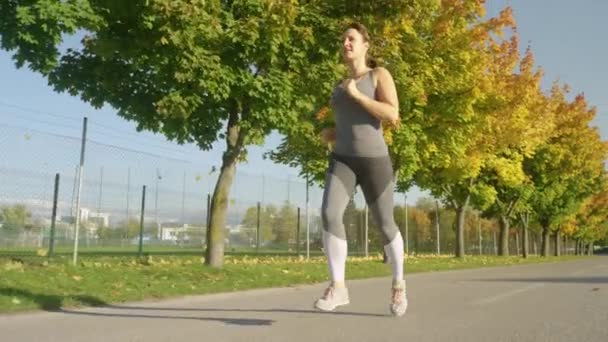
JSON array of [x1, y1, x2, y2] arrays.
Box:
[[321, 153, 399, 244]]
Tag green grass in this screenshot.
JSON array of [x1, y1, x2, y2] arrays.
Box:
[[0, 246, 327, 257], [0, 253, 586, 314]]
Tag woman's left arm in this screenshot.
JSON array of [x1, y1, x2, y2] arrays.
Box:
[[345, 67, 400, 125]]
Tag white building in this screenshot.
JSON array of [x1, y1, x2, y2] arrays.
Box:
[[160, 224, 189, 242], [61, 207, 109, 227]]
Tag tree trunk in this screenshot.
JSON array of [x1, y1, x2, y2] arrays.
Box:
[[575, 239, 580, 255], [554, 230, 561, 257], [580, 240, 585, 256], [521, 213, 529, 258], [541, 225, 550, 257], [498, 215, 509, 256], [455, 204, 467, 258], [580, 240, 585, 255], [204, 110, 246, 268], [413, 219, 419, 255], [515, 231, 520, 256], [587, 242, 594, 256], [358, 211, 364, 254]]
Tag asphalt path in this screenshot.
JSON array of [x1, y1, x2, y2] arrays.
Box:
[[1, 256, 607, 342]]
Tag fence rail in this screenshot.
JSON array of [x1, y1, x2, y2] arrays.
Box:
[[0, 120, 574, 259]]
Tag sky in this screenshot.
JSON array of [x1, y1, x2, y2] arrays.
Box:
[[0, 0, 606, 221]]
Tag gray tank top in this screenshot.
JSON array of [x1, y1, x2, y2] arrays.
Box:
[[330, 70, 388, 157]]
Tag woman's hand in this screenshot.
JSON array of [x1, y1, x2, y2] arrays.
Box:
[[385, 116, 401, 129], [342, 78, 361, 99]]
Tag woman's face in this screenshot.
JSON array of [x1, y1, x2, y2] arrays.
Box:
[[341, 28, 369, 63]]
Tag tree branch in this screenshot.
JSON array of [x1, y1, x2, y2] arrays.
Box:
[[506, 195, 521, 217]]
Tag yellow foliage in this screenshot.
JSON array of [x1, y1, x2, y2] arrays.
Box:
[[486, 155, 526, 187]]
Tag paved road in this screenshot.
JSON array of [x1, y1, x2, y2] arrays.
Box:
[[2, 256, 607, 342]]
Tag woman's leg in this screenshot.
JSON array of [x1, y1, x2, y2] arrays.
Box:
[[358, 155, 404, 285], [315, 155, 356, 311], [320, 156, 356, 285], [357, 155, 407, 316]]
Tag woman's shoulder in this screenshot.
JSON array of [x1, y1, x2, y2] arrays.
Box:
[[371, 66, 391, 78], [371, 67, 394, 87]]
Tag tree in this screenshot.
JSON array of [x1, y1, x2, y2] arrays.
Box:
[[573, 177, 608, 254], [268, 0, 440, 186], [273, 201, 297, 245], [0, 204, 33, 232], [465, 211, 495, 255], [343, 198, 360, 248], [525, 85, 607, 256], [97, 225, 123, 241], [0, 0, 353, 267], [408, 5, 519, 258], [241, 204, 275, 244], [478, 45, 555, 256], [121, 218, 142, 239], [409, 206, 431, 254], [267, 2, 521, 259]]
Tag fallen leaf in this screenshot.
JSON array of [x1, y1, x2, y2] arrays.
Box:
[[4, 261, 24, 271]]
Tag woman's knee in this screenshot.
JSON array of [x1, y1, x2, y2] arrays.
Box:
[[379, 222, 400, 243], [322, 206, 341, 228], [321, 206, 346, 237]]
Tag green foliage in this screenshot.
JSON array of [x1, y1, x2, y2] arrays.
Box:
[[2, 0, 607, 255], [0, 204, 33, 232]]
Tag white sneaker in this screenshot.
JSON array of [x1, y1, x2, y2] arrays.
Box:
[[314, 285, 350, 311], [390, 282, 408, 317]]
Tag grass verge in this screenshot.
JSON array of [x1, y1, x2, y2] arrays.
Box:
[[0, 253, 586, 314]]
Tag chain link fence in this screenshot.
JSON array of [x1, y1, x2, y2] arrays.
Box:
[[1, 121, 570, 258]]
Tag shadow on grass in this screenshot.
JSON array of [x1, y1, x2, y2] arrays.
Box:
[[0, 287, 106, 311]]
